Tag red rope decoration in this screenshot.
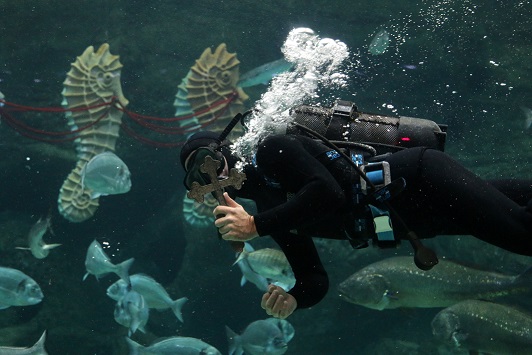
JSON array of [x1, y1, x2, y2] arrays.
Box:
[[0, 91, 239, 147]]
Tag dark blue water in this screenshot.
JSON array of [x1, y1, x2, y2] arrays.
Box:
[[0, 1, 530, 354]]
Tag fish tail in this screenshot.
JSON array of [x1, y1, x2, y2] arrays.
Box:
[[125, 337, 142, 355], [170, 296, 188, 323], [115, 257, 135, 285], [225, 326, 243, 355]]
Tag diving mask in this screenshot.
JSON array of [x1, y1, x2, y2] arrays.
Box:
[[183, 147, 225, 190]]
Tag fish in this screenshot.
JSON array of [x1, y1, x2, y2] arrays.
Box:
[[521, 106, 532, 129], [432, 300, 532, 355], [234, 243, 269, 292], [81, 151, 131, 199], [226, 318, 295, 355], [238, 58, 294, 88], [234, 247, 295, 291], [0, 266, 43, 309], [0, 330, 48, 355], [16, 215, 61, 259], [106, 274, 188, 322], [114, 289, 149, 336], [83, 239, 134, 284], [368, 29, 390, 55], [337, 256, 532, 310], [126, 336, 222, 355]]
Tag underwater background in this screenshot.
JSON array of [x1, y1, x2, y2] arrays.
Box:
[[0, 0, 530, 354]]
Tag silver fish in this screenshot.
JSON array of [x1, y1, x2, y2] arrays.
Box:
[[238, 58, 294, 88], [16, 215, 61, 259], [126, 336, 222, 355], [226, 318, 295, 355], [338, 256, 532, 310], [81, 151, 131, 199], [0, 267, 43, 309], [114, 289, 149, 336], [234, 243, 269, 292], [106, 274, 188, 322], [432, 300, 532, 354], [0, 330, 48, 355], [368, 29, 390, 55], [234, 247, 295, 291], [83, 239, 134, 284]]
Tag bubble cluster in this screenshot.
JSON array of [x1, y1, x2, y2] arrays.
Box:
[[231, 27, 350, 161]]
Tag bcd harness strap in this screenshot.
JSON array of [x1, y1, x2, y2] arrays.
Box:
[[321, 149, 402, 249]]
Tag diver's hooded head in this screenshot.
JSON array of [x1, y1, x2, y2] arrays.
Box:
[[180, 131, 222, 170], [180, 131, 237, 190]]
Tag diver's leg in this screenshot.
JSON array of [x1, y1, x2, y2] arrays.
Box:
[[487, 179, 532, 206], [386, 148, 532, 256]]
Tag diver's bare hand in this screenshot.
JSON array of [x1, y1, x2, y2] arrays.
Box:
[[213, 193, 258, 242], [261, 284, 297, 319]]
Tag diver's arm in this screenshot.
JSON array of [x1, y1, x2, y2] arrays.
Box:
[[272, 231, 329, 310], [253, 135, 346, 236]]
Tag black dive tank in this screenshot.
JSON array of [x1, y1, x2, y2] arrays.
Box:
[[286, 100, 447, 154]]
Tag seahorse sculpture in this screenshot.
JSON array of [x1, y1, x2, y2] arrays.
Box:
[[175, 44, 249, 228], [182, 194, 218, 228], [57, 43, 129, 222], [174, 43, 248, 139]]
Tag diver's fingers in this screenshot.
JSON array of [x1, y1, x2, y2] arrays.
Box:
[[213, 215, 228, 228], [223, 192, 240, 207], [213, 205, 232, 217], [264, 289, 281, 311], [271, 294, 286, 317], [276, 300, 289, 319], [261, 292, 269, 308]]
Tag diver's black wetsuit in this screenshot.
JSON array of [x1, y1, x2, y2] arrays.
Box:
[[231, 134, 532, 309]]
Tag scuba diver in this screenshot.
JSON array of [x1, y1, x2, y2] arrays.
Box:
[[180, 100, 532, 319]]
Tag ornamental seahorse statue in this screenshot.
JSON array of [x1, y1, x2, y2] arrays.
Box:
[[173, 43, 248, 139], [175, 44, 249, 228], [58, 43, 129, 222]]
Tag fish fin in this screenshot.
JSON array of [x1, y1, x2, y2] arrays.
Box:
[[243, 242, 255, 252], [125, 337, 142, 355], [233, 250, 248, 266], [240, 275, 247, 287], [90, 191, 103, 199], [83, 272, 89, 281], [170, 296, 188, 323], [43, 243, 62, 250], [0, 304, 10, 310], [15, 246, 31, 250], [30, 330, 47, 352], [225, 326, 243, 355], [115, 258, 134, 285]]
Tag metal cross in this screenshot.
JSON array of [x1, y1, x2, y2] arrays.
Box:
[[187, 155, 247, 205]]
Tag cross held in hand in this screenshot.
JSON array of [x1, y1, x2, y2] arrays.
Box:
[[187, 155, 246, 205]]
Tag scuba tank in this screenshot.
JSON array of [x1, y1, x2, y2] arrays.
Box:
[[285, 100, 447, 154]]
